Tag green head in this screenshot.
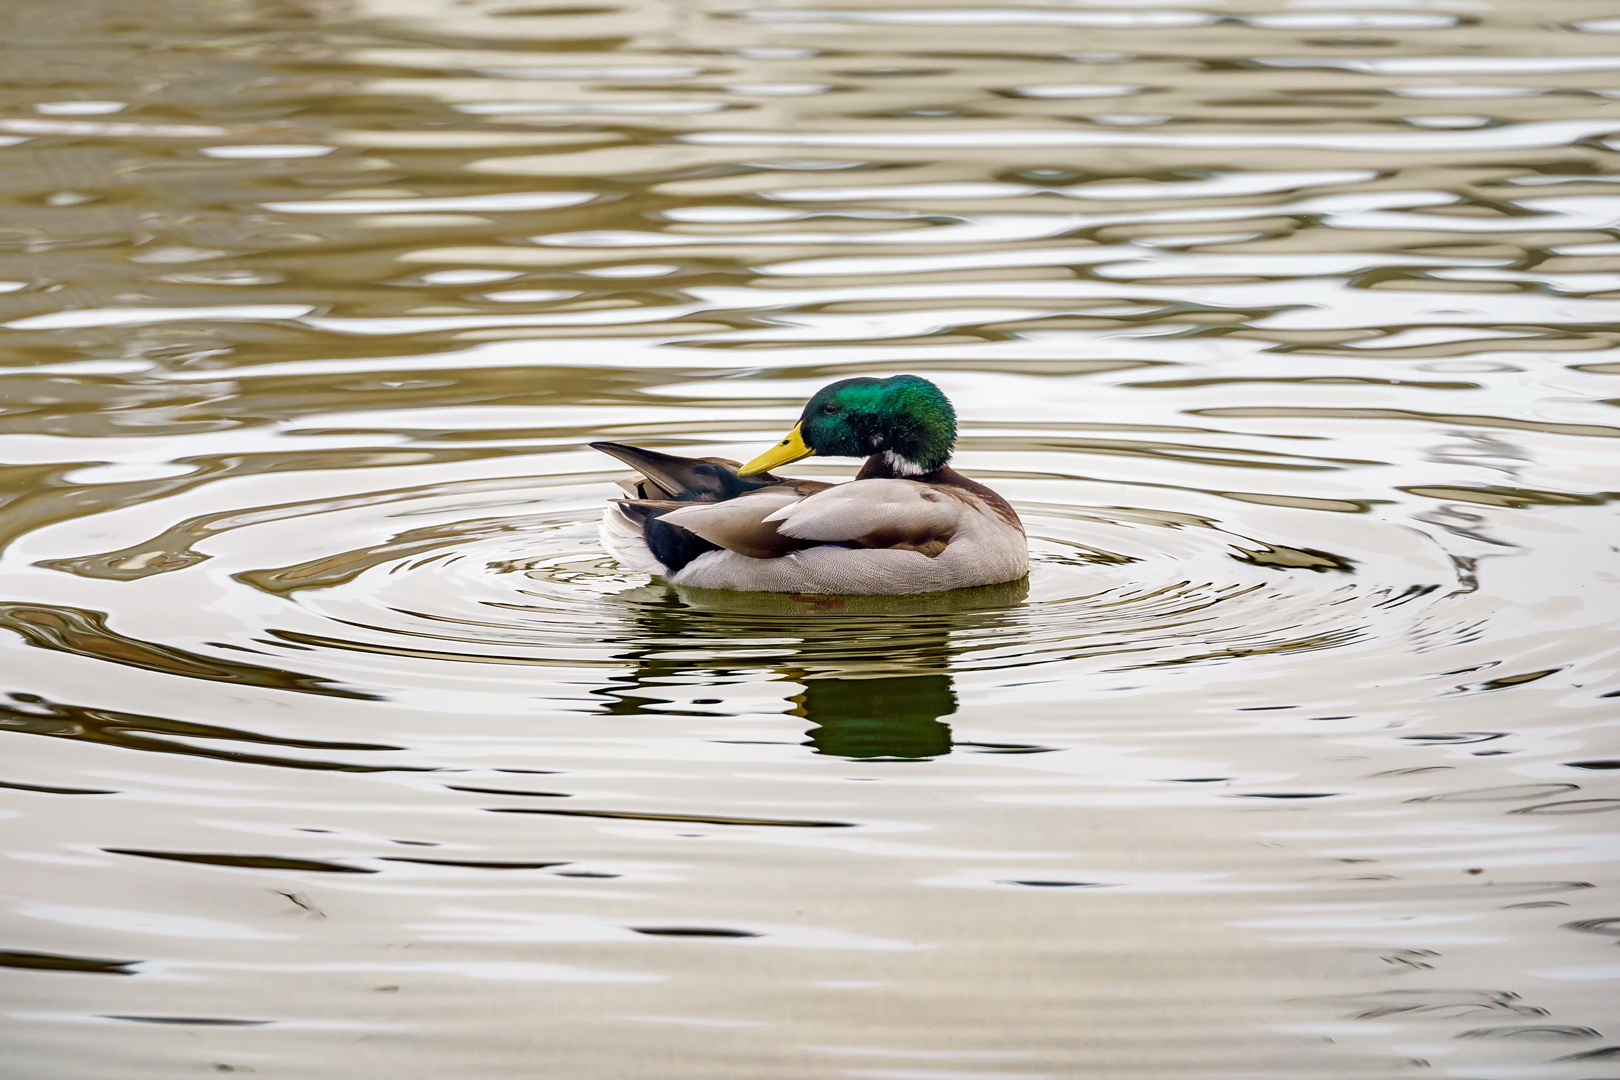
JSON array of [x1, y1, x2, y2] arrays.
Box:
[[739, 375, 957, 476]]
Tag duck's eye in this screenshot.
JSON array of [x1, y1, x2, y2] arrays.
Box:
[[821, 403, 840, 415]]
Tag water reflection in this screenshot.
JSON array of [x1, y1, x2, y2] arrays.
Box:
[[604, 580, 1029, 759], [797, 673, 955, 759], [2, 0, 1619, 1076]]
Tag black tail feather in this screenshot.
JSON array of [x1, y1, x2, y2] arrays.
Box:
[[591, 442, 729, 499], [591, 441, 777, 501], [594, 441, 781, 575]]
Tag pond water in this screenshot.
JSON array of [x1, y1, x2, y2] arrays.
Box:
[[2, 0, 1618, 1076]]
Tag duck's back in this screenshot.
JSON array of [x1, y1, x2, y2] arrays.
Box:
[[595, 442, 1027, 595], [661, 477, 1028, 594]]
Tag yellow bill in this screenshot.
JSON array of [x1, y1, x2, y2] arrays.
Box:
[[737, 423, 812, 476]]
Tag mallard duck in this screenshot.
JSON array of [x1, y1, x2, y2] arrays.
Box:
[[594, 375, 1028, 595]]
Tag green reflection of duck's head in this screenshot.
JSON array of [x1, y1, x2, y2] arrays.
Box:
[[605, 578, 1028, 760], [792, 672, 957, 760]]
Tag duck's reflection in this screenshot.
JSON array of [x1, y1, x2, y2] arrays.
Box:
[[794, 672, 955, 759], [601, 580, 1028, 760]]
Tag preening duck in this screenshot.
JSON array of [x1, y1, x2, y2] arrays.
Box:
[[594, 375, 1028, 595]]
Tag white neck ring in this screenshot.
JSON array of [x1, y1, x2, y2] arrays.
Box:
[[882, 450, 929, 476]]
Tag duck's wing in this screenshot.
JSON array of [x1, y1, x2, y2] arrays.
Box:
[[647, 480, 833, 559], [763, 479, 965, 557], [656, 479, 963, 561]]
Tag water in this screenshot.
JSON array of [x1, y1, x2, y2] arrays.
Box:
[[2, 0, 1618, 1075]]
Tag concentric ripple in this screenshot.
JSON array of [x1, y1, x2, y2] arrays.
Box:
[[20, 453, 1478, 705]]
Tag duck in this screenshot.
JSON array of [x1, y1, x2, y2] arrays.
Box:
[[593, 374, 1028, 595]]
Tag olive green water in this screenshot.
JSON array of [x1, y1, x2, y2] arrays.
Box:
[[2, 0, 1619, 1076]]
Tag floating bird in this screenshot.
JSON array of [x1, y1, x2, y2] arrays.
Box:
[[594, 375, 1027, 594]]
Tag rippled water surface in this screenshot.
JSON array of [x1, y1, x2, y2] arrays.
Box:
[[3, 0, 1619, 1075]]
